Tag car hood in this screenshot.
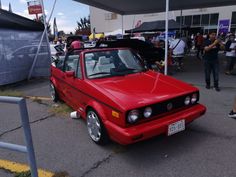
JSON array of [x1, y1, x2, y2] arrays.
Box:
[[91, 71, 198, 110]]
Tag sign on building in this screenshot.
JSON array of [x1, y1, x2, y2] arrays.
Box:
[[218, 19, 230, 34]]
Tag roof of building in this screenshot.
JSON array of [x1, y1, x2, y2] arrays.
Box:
[[74, 0, 236, 15], [0, 8, 44, 31]]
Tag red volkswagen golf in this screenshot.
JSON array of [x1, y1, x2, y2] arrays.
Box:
[[50, 48, 206, 145]]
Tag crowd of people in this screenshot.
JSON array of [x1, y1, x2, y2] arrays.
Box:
[[146, 32, 236, 118]]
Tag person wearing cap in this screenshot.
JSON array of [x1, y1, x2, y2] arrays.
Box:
[[225, 34, 236, 75], [203, 32, 224, 92]]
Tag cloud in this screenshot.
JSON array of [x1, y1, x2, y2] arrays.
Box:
[[2, 5, 8, 10], [57, 12, 64, 16], [56, 18, 76, 33], [19, 0, 27, 4]]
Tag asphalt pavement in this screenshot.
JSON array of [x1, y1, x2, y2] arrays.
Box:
[[0, 55, 236, 177]]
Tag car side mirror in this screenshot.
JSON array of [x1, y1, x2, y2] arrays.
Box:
[[65, 71, 75, 78]]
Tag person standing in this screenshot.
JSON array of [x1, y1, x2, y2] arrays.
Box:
[[169, 33, 186, 70], [195, 33, 204, 59], [225, 34, 236, 75], [228, 97, 236, 118], [203, 32, 224, 91]]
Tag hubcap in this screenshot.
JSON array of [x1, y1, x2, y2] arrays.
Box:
[[87, 111, 101, 142], [50, 84, 56, 100]]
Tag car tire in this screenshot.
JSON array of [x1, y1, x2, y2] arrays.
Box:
[[86, 109, 109, 145], [50, 82, 59, 102]]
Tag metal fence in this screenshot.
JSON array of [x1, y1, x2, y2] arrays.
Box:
[[0, 96, 38, 177]]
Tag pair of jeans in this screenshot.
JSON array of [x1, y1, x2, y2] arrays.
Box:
[[196, 45, 203, 58], [226, 56, 236, 72], [204, 59, 219, 87]]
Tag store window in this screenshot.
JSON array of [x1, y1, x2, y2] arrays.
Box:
[[185, 16, 192, 26], [193, 15, 201, 26], [210, 13, 219, 25], [231, 12, 236, 25], [201, 14, 210, 25]]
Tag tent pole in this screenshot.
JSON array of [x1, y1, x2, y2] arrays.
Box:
[[121, 15, 124, 38], [179, 9, 182, 37], [28, 0, 57, 80], [164, 0, 169, 75]]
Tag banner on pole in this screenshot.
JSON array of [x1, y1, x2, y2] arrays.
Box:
[[27, 0, 42, 15], [218, 19, 230, 34]]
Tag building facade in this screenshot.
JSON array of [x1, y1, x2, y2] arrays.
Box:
[[90, 5, 236, 34]]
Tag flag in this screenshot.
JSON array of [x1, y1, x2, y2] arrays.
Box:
[[8, 3, 12, 12], [53, 17, 58, 41]]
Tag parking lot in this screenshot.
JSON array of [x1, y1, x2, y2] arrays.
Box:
[[0, 56, 236, 177]]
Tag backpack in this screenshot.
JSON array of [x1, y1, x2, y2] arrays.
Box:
[[225, 40, 232, 52]]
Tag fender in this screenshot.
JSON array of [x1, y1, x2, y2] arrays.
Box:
[[85, 100, 109, 122], [50, 77, 58, 88]]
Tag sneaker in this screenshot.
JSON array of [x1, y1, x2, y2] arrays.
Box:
[[214, 87, 220, 92], [225, 71, 231, 75], [228, 110, 236, 118], [206, 85, 211, 89]]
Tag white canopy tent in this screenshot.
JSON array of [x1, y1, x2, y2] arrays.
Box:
[[73, 0, 236, 75], [104, 29, 125, 36]]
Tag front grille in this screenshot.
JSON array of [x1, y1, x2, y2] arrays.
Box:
[[127, 92, 199, 125]]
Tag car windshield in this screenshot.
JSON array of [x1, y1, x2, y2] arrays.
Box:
[[85, 49, 145, 79]]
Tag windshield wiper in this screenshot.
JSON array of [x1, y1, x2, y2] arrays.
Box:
[[88, 72, 110, 77], [116, 68, 138, 72]]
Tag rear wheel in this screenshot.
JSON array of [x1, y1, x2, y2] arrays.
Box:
[[50, 82, 59, 102], [86, 109, 109, 145]]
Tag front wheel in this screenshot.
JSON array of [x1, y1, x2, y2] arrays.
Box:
[[86, 109, 109, 145], [50, 82, 59, 102]]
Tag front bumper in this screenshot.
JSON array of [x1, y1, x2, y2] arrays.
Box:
[[105, 104, 206, 145]]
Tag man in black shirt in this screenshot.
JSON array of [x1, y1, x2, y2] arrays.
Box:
[[203, 32, 224, 91]]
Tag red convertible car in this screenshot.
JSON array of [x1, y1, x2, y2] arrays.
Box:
[[50, 47, 206, 145]]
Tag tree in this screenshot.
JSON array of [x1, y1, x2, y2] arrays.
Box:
[[75, 16, 91, 35]]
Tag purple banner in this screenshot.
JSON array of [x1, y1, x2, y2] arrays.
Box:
[[218, 19, 230, 34]]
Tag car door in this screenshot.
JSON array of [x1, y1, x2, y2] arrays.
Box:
[[51, 55, 66, 100], [63, 51, 83, 110]]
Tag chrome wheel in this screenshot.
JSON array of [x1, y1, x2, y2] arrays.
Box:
[[50, 83, 58, 102], [87, 111, 101, 142]]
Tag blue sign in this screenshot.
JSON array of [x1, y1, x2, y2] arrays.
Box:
[[218, 19, 230, 34]]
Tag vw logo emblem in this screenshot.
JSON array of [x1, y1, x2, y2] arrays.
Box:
[[167, 103, 173, 111]]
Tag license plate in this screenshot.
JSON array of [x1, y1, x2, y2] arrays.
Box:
[[168, 120, 185, 136]]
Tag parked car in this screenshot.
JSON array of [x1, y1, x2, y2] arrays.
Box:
[[96, 39, 165, 69], [5, 45, 49, 61], [50, 47, 206, 145], [84, 41, 96, 48]]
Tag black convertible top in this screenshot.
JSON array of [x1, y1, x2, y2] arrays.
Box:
[[96, 39, 165, 64]]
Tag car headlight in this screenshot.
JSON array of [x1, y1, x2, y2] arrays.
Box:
[[191, 93, 198, 104], [144, 107, 152, 118], [184, 96, 191, 105], [127, 110, 140, 123]]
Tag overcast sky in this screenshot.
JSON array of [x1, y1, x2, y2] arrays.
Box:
[[1, 0, 90, 33]]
